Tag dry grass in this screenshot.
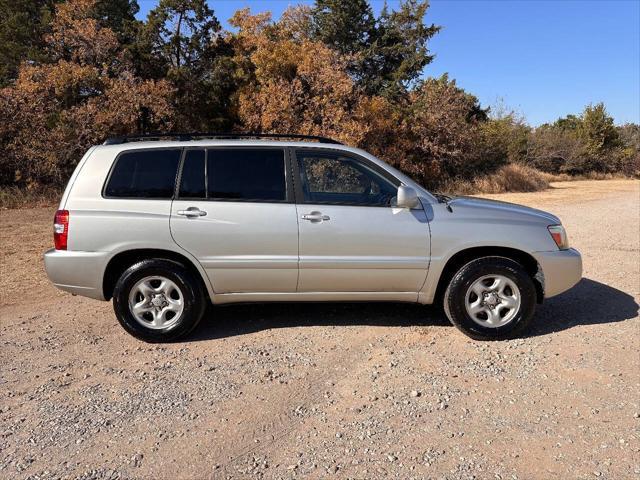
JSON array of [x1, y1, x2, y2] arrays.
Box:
[[441, 165, 638, 195], [539, 170, 639, 183], [443, 164, 550, 195], [0, 185, 61, 210]]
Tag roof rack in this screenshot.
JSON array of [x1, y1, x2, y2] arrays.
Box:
[[103, 132, 343, 146]]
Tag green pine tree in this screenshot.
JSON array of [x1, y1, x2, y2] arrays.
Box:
[[0, 0, 56, 86], [579, 103, 621, 155], [312, 0, 376, 55], [311, 0, 440, 97], [137, 0, 234, 130]]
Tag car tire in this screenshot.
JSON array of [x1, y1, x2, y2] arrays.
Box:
[[443, 256, 536, 340], [113, 259, 206, 342]]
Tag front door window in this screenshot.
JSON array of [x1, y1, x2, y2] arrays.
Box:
[[296, 151, 398, 206]]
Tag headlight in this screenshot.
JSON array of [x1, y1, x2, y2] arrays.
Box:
[[547, 225, 569, 250]]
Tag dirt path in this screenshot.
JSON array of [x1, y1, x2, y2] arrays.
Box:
[[1, 179, 638, 479]]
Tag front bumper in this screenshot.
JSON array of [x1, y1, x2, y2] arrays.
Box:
[[532, 248, 582, 298], [44, 248, 109, 300]]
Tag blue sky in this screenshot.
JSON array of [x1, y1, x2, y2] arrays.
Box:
[[136, 0, 640, 126]]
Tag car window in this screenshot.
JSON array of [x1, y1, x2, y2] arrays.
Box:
[[296, 151, 397, 206], [179, 149, 206, 198], [207, 148, 286, 202], [105, 149, 181, 198]]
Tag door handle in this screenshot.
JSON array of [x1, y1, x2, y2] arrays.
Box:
[[177, 207, 207, 217], [302, 211, 330, 222]]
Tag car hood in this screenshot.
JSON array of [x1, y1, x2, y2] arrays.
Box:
[[446, 196, 561, 224]]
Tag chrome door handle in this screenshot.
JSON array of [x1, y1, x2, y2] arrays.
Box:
[[302, 211, 330, 222], [177, 207, 207, 217]]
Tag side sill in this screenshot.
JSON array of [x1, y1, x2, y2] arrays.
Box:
[[212, 291, 420, 305]]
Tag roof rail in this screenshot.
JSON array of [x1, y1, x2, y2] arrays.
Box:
[[103, 132, 343, 145]]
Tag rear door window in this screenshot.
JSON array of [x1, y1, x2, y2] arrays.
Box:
[[105, 149, 181, 198], [207, 148, 286, 202]]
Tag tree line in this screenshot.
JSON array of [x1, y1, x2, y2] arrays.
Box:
[[1, 0, 638, 192]]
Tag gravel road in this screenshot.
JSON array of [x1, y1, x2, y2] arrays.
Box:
[[1, 179, 638, 480]]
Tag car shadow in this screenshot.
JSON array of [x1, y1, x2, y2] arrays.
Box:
[[189, 301, 449, 341], [187, 278, 637, 342], [525, 278, 638, 337]]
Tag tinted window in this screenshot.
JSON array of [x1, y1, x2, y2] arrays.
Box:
[[105, 149, 180, 198], [207, 149, 286, 201], [297, 151, 397, 206], [179, 149, 206, 198]]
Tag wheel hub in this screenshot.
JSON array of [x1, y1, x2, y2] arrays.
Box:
[[482, 291, 500, 308], [150, 293, 168, 309]]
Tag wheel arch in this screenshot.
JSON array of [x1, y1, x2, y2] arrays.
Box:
[[433, 246, 544, 305], [103, 248, 212, 302]]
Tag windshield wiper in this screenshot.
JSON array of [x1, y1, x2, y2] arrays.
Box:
[[434, 193, 452, 203], [434, 193, 454, 212]]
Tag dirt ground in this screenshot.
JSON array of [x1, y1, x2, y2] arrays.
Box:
[[1, 179, 639, 480]]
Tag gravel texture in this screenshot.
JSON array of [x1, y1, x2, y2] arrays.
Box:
[[1, 179, 638, 479]]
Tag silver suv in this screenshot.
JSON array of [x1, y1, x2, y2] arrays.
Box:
[[44, 134, 582, 342]]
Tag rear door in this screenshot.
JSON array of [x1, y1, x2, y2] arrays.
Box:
[[293, 148, 430, 293], [170, 147, 299, 293]]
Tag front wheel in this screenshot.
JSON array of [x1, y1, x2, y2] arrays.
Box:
[[113, 259, 206, 342], [443, 256, 537, 340]]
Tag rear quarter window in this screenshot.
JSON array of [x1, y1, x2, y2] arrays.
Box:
[[104, 149, 181, 198]]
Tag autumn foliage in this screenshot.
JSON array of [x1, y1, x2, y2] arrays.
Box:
[[0, 0, 174, 187], [0, 0, 637, 194]]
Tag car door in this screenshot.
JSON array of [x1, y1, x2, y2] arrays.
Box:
[[170, 147, 299, 293], [293, 148, 430, 293]]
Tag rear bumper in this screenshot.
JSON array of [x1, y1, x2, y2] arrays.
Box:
[[43, 248, 109, 300], [533, 248, 582, 298]]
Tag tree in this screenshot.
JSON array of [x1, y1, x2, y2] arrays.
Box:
[[92, 0, 139, 40], [353, 75, 489, 188], [311, 0, 440, 96], [143, 0, 220, 72], [616, 123, 640, 176], [402, 75, 487, 182], [0, 0, 57, 86], [230, 7, 368, 143], [0, 0, 175, 187], [578, 103, 621, 156], [0, 0, 140, 87], [362, 0, 440, 96], [312, 0, 375, 55], [529, 104, 627, 174], [553, 114, 581, 132], [527, 124, 585, 173], [139, 0, 234, 130], [477, 104, 531, 169], [617, 123, 640, 152]]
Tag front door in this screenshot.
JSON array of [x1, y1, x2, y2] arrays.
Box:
[[170, 147, 298, 293], [293, 149, 430, 293]]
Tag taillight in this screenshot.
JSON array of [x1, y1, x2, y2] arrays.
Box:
[[54, 210, 69, 250]]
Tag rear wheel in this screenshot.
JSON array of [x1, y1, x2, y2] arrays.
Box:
[[113, 259, 206, 342], [443, 256, 536, 340]]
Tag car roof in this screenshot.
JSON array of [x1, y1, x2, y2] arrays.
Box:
[[95, 139, 355, 154]]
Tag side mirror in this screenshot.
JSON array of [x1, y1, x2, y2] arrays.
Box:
[[396, 185, 420, 209]]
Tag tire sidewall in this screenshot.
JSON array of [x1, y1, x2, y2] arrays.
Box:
[[113, 259, 205, 342], [445, 257, 536, 340]]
